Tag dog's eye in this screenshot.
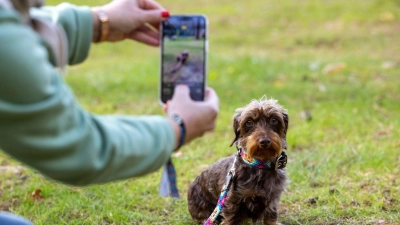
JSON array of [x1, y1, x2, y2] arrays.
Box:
[[245, 120, 254, 127], [270, 117, 279, 125]]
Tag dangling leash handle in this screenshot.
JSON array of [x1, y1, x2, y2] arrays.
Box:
[[159, 114, 186, 198], [159, 158, 180, 198], [204, 154, 238, 225]]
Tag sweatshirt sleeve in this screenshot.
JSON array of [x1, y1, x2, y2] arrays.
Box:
[[0, 7, 175, 186], [30, 3, 93, 65]]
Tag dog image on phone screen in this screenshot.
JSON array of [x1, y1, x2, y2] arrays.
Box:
[[159, 15, 207, 104]]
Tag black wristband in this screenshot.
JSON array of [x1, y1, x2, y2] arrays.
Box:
[[170, 114, 186, 150]]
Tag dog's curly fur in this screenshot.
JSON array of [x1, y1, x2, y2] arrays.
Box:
[[188, 98, 289, 225]]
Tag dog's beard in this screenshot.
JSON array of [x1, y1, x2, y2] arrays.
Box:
[[244, 132, 282, 162]]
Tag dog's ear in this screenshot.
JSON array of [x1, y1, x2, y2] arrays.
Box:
[[230, 109, 242, 147], [281, 110, 289, 149]]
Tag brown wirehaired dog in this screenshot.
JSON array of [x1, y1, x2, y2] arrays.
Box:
[[188, 98, 289, 225]]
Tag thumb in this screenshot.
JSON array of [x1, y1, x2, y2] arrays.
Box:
[[140, 9, 169, 25], [172, 85, 191, 101]]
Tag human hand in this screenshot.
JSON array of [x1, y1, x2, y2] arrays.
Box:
[[93, 0, 169, 45], [165, 85, 219, 148]]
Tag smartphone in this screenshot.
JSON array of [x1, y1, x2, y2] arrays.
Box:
[[159, 15, 208, 104]]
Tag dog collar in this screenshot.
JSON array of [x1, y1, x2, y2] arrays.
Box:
[[237, 146, 287, 171]]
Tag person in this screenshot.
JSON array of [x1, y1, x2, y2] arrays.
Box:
[[0, 0, 219, 223]]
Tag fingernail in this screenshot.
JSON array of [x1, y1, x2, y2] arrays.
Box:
[[161, 10, 170, 18]]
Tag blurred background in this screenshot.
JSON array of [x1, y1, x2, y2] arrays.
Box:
[[1, 0, 399, 224]]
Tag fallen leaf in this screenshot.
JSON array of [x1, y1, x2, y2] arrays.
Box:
[[30, 189, 44, 201], [322, 62, 346, 74], [374, 129, 391, 138]]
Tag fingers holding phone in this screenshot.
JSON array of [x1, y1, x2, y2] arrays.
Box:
[[166, 85, 219, 145]]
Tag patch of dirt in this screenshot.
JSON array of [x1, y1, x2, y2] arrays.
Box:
[[0, 198, 20, 212]]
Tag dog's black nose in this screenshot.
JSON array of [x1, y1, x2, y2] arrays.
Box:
[[259, 138, 271, 147]]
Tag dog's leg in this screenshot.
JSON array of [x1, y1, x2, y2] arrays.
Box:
[[221, 215, 246, 225], [263, 219, 279, 225], [263, 209, 279, 225], [221, 199, 247, 225], [264, 221, 284, 225], [187, 175, 217, 222]]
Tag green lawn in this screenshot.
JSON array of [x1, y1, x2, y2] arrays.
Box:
[[1, 0, 400, 224]]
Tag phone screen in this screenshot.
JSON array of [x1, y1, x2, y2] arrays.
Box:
[[160, 15, 207, 104]]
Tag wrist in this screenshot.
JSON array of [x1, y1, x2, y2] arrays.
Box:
[[169, 114, 186, 151], [91, 7, 109, 43]]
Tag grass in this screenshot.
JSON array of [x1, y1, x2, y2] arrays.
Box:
[[1, 0, 400, 224]]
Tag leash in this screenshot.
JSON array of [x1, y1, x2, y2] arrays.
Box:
[[159, 114, 186, 198], [159, 158, 180, 198], [203, 147, 288, 224], [204, 153, 238, 225]]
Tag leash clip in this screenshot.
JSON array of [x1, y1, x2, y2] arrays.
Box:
[[222, 155, 237, 192], [222, 172, 232, 192], [274, 151, 287, 171]]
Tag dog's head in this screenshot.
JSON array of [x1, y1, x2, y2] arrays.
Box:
[[230, 98, 289, 161]]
